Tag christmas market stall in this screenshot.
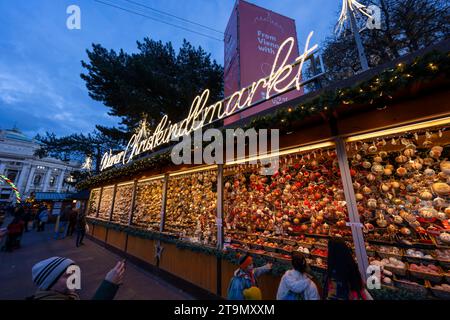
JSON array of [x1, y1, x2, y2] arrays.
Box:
[[79, 42, 450, 300]]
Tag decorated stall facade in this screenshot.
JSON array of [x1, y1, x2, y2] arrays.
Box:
[[81, 43, 450, 299]]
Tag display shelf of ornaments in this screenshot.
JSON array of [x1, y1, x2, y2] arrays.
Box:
[[87, 188, 101, 217], [111, 183, 133, 225], [223, 147, 357, 270], [164, 170, 217, 245], [224, 148, 353, 252], [348, 127, 450, 247], [97, 186, 114, 221], [132, 179, 163, 231], [347, 125, 450, 291]]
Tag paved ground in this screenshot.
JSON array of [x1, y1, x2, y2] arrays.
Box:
[[0, 217, 193, 300]]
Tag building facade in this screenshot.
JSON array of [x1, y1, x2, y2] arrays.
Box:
[[0, 127, 81, 203]]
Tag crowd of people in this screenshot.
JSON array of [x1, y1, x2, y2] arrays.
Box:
[[1, 202, 121, 300], [24, 237, 369, 301], [1, 203, 371, 301], [0, 202, 88, 252], [227, 238, 372, 300]]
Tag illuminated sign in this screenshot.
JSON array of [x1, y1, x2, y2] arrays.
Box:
[[100, 32, 319, 171]]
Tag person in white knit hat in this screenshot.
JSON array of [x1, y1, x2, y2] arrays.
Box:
[[29, 256, 125, 300]]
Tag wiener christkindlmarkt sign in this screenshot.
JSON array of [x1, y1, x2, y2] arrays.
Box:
[[100, 31, 320, 171]]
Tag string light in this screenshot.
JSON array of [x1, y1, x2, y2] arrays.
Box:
[[428, 63, 438, 71], [0, 174, 21, 203]]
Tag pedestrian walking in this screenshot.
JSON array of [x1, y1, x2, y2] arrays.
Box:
[[22, 206, 32, 232], [3, 214, 25, 252], [37, 206, 49, 232], [75, 210, 87, 247], [67, 208, 78, 237], [55, 206, 71, 239], [14, 206, 25, 220], [28, 257, 125, 300], [322, 238, 372, 300], [277, 251, 320, 300], [227, 254, 272, 300]]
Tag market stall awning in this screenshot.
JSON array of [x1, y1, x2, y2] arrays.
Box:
[[34, 192, 74, 201]]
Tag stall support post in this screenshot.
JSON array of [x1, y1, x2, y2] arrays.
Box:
[[95, 187, 103, 218], [216, 164, 224, 250], [109, 184, 117, 222], [334, 137, 369, 281], [128, 180, 138, 226], [216, 164, 224, 296], [156, 175, 169, 268], [159, 174, 169, 233], [103, 185, 117, 244], [125, 180, 138, 254]]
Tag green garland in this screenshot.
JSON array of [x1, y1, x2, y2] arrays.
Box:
[[89, 218, 430, 299], [88, 217, 291, 274], [368, 286, 428, 300], [88, 217, 221, 255], [247, 50, 450, 132], [78, 50, 450, 190], [77, 152, 172, 190]]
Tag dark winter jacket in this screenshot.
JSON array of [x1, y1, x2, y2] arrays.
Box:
[[76, 213, 87, 231], [29, 280, 119, 300]]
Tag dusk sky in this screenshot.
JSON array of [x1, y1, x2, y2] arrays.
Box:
[[0, 0, 338, 138]]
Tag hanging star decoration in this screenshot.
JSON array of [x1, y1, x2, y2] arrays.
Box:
[[336, 0, 372, 35], [135, 115, 151, 138], [155, 243, 164, 262], [81, 156, 93, 172]]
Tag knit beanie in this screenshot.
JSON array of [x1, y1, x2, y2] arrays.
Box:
[[32, 257, 75, 290], [239, 254, 253, 270]]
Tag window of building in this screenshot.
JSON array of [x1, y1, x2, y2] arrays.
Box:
[[33, 175, 42, 186], [6, 170, 18, 183], [0, 194, 10, 200], [49, 176, 57, 187]]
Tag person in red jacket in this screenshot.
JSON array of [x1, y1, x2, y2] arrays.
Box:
[[5, 215, 25, 252]]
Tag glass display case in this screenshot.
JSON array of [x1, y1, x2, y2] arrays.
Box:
[[97, 186, 114, 221], [165, 169, 217, 245], [132, 177, 164, 231], [87, 188, 101, 217], [346, 122, 450, 290], [111, 182, 133, 225], [223, 143, 352, 268]]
